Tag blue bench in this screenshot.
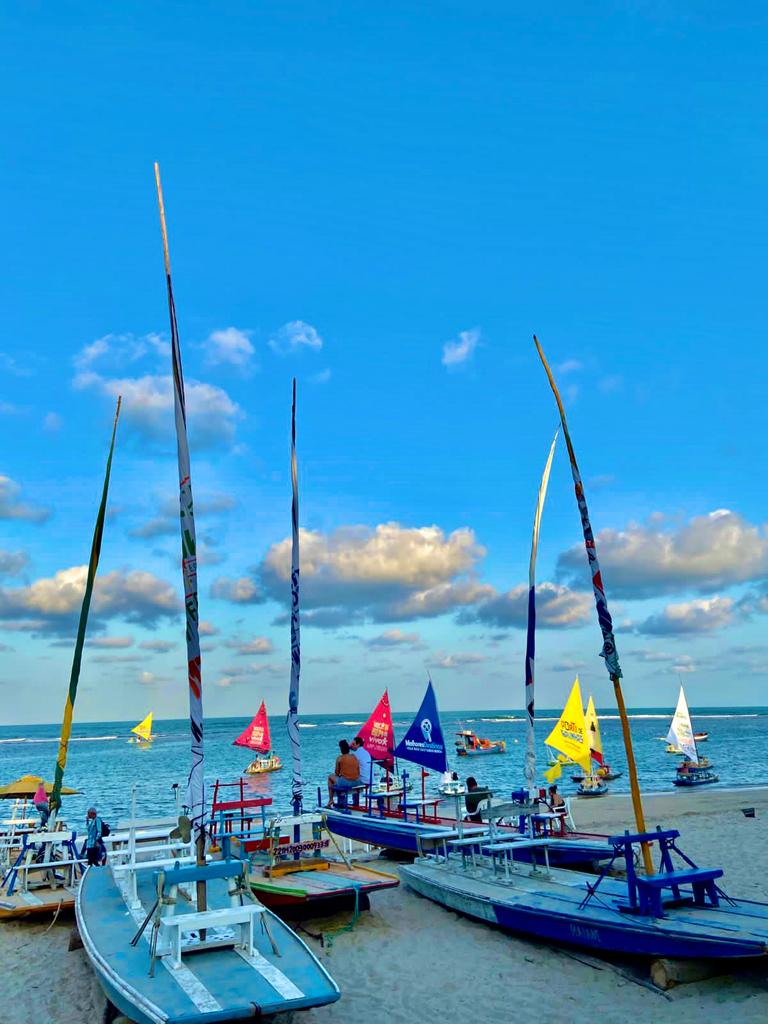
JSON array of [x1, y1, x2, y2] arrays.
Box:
[[635, 867, 723, 917], [332, 782, 368, 811], [154, 860, 246, 888]]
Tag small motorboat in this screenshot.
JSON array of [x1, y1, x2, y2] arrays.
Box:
[[455, 730, 506, 757], [674, 760, 719, 787], [577, 775, 609, 797], [694, 731, 709, 742]]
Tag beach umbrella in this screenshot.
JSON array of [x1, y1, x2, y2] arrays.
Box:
[[0, 774, 80, 799]]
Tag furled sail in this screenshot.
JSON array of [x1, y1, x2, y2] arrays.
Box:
[[585, 696, 603, 765], [524, 430, 559, 794], [234, 701, 271, 753], [286, 379, 303, 812], [358, 690, 396, 769], [393, 680, 448, 774], [131, 712, 154, 743], [667, 686, 698, 763], [544, 678, 592, 774]]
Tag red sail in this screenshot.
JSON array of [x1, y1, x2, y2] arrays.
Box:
[[233, 701, 271, 752], [358, 690, 395, 768]]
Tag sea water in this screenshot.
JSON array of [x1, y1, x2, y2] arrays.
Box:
[[0, 708, 764, 828]]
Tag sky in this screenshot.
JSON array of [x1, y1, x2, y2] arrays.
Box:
[[1, 3, 767, 724]]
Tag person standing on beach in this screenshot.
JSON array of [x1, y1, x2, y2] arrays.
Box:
[[33, 782, 50, 829], [84, 807, 105, 866], [326, 740, 361, 806], [350, 736, 373, 806]]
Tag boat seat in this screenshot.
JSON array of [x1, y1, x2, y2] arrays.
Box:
[[158, 903, 264, 968], [635, 867, 723, 916], [156, 859, 248, 888], [608, 828, 678, 848], [332, 782, 368, 811]]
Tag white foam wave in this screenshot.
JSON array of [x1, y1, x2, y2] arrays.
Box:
[[0, 734, 120, 744]]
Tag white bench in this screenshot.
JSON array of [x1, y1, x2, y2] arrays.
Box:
[[159, 904, 264, 968]]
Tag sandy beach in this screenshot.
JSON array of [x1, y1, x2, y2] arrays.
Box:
[[2, 788, 768, 1024]]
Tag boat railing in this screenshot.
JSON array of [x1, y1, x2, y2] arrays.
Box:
[[1, 828, 83, 896], [108, 823, 195, 909]]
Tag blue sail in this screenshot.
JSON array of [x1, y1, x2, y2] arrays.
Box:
[[393, 680, 448, 773]]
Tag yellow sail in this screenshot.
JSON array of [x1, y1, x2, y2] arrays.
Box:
[[585, 695, 603, 764], [544, 678, 591, 773], [131, 711, 153, 743]]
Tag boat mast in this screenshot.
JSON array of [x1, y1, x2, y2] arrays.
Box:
[[534, 336, 653, 874], [49, 398, 121, 821], [287, 378, 303, 815], [154, 165, 206, 892], [523, 430, 558, 797]]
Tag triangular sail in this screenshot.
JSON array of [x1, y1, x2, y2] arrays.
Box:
[[233, 702, 272, 753], [585, 696, 603, 765], [393, 680, 448, 773], [544, 678, 592, 773], [155, 165, 205, 842], [524, 430, 559, 793], [667, 686, 698, 763], [358, 690, 396, 769], [286, 380, 303, 812], [131, 712, 153, 742]]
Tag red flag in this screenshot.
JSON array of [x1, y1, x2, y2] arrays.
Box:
[[233, 701, 272, 752], [358, 690, 396, 768]]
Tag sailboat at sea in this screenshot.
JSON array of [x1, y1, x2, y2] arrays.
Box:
[[544, 680, 606, 797], [75, 166, 340, 1020], [129, 711, 154, 744], [233, 701, 282, 774], [668, 686, 719, 787], [399, 337, 768, 962], [571, 695, 622, 787]]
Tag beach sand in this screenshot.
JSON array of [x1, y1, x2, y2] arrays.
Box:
[[2, 788, 768, 1024]]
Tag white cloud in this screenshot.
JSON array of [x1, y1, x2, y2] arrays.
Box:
[[0, 566, 181, 635], [555, 359, 582, 375], [0, 352, 34, 377], [199, 620, 219, 636], [139, 639, 176, 652], [74, 372, 241, 449], [0, 549, 29, 577], [431, 651, 487, 669], [88, 636, 134, 649], [269, 321, 323, 355], [637, 596, 735, 636], [363, 630, 423, 650], [210, 576, 264, 604], [205, 327, 255, 372], [130, 493, 236, 539], [462, 582, 592, 629], [557, 510, 768, 598], [0, 476, 50, 523], [441, 328, 480, 369], [224, 637, 274, 656], [43, 412, 63, 433], [311, 369, 332, 384]]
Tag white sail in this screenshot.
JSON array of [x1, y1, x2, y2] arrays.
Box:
[[666, 686, 698, 763]]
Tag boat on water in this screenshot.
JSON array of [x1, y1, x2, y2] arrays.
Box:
[[576, 776, 609, 797], [574, 696, 617, 794], [76, 168, 340, 1022], [400, 339, 765, 962], [233, 701, 282, 774], [455, 729, 506, 756], [129, 712, 154, 744], [667, 687, 718, 788]]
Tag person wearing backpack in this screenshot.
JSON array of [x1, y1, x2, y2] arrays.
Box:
[[84, 807, 107, 866]]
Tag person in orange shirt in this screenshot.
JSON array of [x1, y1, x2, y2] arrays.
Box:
[[326, 739, 361, 806]]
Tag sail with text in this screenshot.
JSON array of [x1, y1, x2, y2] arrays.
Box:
[[585, 696, 603, 765], [393, 680, 448, 773], [358, 690, 396, 769], [233, 701, 272, 753], [667, 686, 698, 763], [131, 712, 154, 743], [544, 678, 592, 777]]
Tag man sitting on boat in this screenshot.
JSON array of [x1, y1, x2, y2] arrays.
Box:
[[326, 740, 361, 806], [350, 736, 373, 806], [464, 777, 492, 822]]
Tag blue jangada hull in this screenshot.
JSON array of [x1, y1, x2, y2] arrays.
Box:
[[323, 808, 613, 868], [456, 747, 505, 757], [77, 863, 340, 1023], [400, 860, 768, 961], [674, 773, 719, 787]]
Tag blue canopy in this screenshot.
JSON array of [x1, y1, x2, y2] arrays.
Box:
[[393, 680, 448, 773]]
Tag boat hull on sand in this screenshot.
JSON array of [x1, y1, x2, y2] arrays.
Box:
[[77, 864, 339, 1024], [400, 860, 768, 961]]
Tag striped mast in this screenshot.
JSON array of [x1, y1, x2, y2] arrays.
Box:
[[154, 165, 205, 863], [287, 378, 303, 815], [534, 335, 653, 873], [50, 398, 122, 818], [523, 429, 558, 796]]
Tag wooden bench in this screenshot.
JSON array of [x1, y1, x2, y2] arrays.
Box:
[[159, 904, 264, 968]]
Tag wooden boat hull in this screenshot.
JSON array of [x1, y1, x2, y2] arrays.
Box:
[[456, 747, 506, 757], [249, 860, 399, 912], [674, 773, 719, 787], [0, 886, 75, 920], [77, 864, 340, 1024], [243, 764, 282, 775], [400, 860, 768, 961], [323, 809, 613, 868]]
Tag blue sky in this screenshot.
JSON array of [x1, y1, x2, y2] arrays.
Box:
[[1, 3, 767, 724]]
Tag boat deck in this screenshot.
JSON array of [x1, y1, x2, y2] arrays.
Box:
[[249, 859, 399, 909], [78, 863, 340, 1024]]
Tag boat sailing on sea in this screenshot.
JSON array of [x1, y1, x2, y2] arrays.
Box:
[[454, 728, 506, 757], [129, 711, 154, 745], [75, 166, 340, 1022], [399, 336, 768, 962], [233, 701, 282, 774], [667, 686, 719, 787], [570, 695, 622, 790]]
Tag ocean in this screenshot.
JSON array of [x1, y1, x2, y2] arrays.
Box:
[[1, 707, 765, 828]]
